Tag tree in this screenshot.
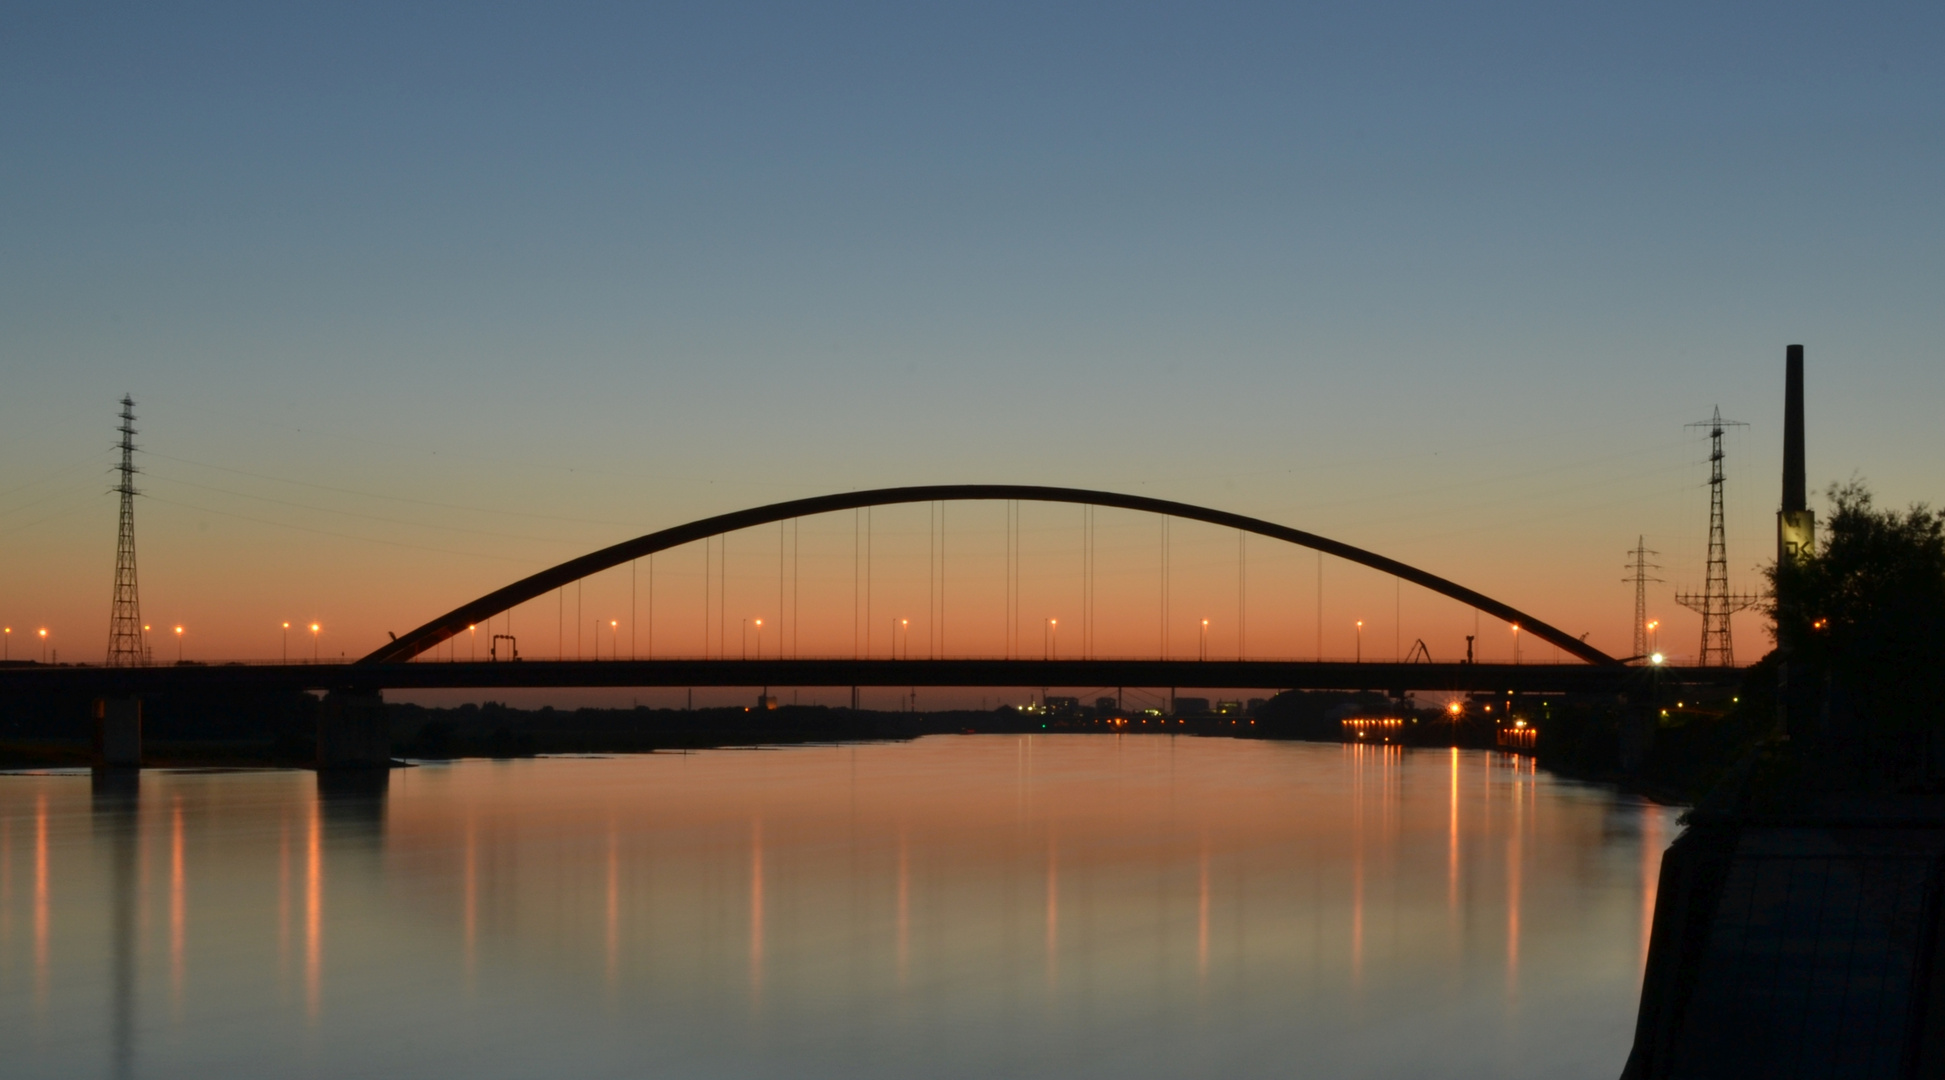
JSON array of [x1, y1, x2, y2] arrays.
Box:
[[1767, 481, 1945, 784]]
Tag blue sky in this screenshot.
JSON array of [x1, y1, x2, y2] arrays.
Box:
[[3, 1, 1941, 671]]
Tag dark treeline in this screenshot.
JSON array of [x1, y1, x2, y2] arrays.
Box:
[[0, 685, 319, 767], [0, 679, 1753, 789]]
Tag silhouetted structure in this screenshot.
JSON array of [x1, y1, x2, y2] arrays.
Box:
[[357, 484, 1618, 667], [1625, 536, 1661, 661], [1623, 345, 1945, 1078], [105, 396, 146, 667], [1777, 344, 1815, 563], [1675, 408, 1759, 666]]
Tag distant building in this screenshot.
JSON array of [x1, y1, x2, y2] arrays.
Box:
[[1174, 696, 1211, 717], [1246, 698, 1267, 714], [1496, 719, 1536, 750], [1044, 696, 1082, 717], [756, 694, 778, 710], [1342, 716, 1406, 743], [1095, 697, 1118, 715], [1214, 700, 1245, 716]]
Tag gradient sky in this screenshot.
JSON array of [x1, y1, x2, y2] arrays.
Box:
[[3, 2, 1941, 687]]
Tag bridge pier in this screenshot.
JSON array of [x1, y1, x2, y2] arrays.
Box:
[[1618, 703, 1657, 773], [318, 690, 392, 770], [93, 696, 142, 769]]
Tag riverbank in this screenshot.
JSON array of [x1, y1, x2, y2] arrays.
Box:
[[1620, 741, 1945, 1078], [0, 701, 1083, 770], [0, 690, 1723, 800]]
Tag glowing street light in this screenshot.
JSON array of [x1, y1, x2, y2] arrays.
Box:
[[1355, 620, 1363, 664], [1512, 623, 1521, 666], [467, 624, 475, 663], [39, 627, 49, 663], [313, 623, 322, 664], [1046, 618, 1057, 661], [612, 619, 620, 660], [1200, 618, 1209, 661], [282, 622, 290, 664], [2, 627, 8, 661], [174, 625, 185, 664], [1650, 652, 1665, 666]]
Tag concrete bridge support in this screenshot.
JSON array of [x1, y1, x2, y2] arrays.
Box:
[[318, 690, 391, 769], [1618, 703, 1656, 774], [93, 696, 142, 768]]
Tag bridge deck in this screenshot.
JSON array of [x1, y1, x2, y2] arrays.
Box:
[[0, 659, 1742, 696]]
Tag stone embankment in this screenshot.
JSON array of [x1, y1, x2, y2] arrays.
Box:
[[1622, 788, 1945, 1078]]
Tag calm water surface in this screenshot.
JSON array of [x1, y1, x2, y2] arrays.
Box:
[[0, 737, 1675, 1079]]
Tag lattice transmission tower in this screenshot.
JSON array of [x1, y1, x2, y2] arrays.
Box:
[[105, 395, 147, 667], [1675, 406, 1760, 666], [1623, 536, 1661, 662]]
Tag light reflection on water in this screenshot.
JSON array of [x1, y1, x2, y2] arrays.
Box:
[[0, 737, 1676, 1079]]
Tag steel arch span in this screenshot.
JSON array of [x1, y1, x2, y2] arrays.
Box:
[[358, 484, 1618, 667]]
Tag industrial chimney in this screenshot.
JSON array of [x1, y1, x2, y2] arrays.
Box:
[[1777, 345, 1814, 562]]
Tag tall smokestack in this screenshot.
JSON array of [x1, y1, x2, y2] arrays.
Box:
[[1782, 344, 1806, 512], [1778, 344, 1814, 562]]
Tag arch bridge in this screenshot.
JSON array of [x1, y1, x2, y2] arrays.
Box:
[[363, 483, 1616, 668]]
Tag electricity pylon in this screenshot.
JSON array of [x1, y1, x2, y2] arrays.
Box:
[[1624, 537, 1661, 662], [1675, 406, 1760, 666], [105, 395, 147, 667]]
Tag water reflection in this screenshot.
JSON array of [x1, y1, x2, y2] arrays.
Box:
[[0, 740, 1679, 1080], [91, 770, 139, 1080], [895, 826, 910, 986], [604, 818, 618, 992], [1196, 833, 1209, 983], [750, 815, 764, 1006], [170, 798, 183, 1011], [35, 791, 48, 1012], [463, 812, 476, 987], [306, 797, 321, 1021], [1044, 825, 1058, 989]]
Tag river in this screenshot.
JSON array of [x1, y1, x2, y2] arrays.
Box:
[[0, 736, 1673, 1079]]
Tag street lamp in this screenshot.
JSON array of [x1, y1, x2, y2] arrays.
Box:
[[313, 623, 322, 664], [612, 620, 620, 660], [174, 625, 185, 664], [1512, 623, 1521, 666], [1355, 620, 1363, 663], [1200, 619, 1209, 661], [2, 627, 8, 661], [282, 622, 290, 664], [38, 628, 48, 663], [1646, 619, 1659, 655], [753, 619, 762, 661], [899, 618, 907, 659], [467, 624, 475, 662]]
